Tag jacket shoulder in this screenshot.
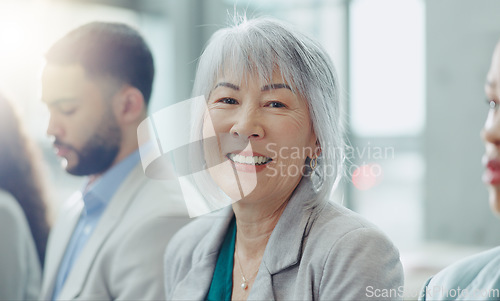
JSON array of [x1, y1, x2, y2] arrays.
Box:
[[0, 190, 26, 227], [0, 190, 41, 301], [307, 201, 394, 247], [305, 202, 404, 300], [165, 212, 224, 264], [120, 165, 188, 217], [424, 246, 500, 299], [163, 209, 229, 297]]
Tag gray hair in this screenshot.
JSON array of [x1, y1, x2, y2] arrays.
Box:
[[191, 17, 345, 206]]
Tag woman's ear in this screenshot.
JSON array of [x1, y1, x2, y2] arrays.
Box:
[[114, 86, 145, 124], [315, 140, 322, 157]]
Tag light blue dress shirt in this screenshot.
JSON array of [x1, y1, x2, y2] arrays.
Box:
[[52, 151, 140, 300]]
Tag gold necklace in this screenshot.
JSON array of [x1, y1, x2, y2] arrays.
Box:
[[235, 242, 259, 290]]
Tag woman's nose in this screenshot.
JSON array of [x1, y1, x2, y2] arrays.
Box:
[[482, 109, 500, 146], [229, 107, 264, 140]]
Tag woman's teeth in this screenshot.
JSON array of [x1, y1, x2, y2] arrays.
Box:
[[227, 153, 272, 165]]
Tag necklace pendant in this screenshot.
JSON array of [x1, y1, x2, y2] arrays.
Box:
[[241, 281, 248, 290]]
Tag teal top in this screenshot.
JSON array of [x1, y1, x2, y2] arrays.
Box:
[[206, 217, 236, 301]]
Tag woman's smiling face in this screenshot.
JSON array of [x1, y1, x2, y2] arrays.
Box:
[[482, 41, 500, 215], [202, 70, 318, 205]]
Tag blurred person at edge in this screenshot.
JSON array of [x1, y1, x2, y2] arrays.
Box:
[[164, 17, 404, 301], [420, 41, 500, 301], [39, 22, 188, 301], [0, 93, 50, 300]]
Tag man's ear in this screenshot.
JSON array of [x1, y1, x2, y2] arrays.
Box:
[[114, 86, 145, 124]]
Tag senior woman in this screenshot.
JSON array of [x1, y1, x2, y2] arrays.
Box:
[[419, 40, 500, 301], [164, 17, 403, 300]]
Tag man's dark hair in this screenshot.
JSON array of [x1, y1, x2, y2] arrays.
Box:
[[45, 22, 155, 105]]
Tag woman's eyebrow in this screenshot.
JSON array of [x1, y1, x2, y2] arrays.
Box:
[[214, 82, 240, 91], [261, 83, 292, 91]]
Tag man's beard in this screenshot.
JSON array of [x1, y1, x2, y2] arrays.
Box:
[[59, 115, 122, 176]]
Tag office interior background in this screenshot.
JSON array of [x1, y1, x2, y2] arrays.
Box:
[[0, 0, 499, 299]]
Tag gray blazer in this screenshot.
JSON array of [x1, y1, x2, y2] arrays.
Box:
[[40, 164, 189, 301], [164, 178, 404, 300], [420, 246, 500, 301], [0, 190, 41, 300]]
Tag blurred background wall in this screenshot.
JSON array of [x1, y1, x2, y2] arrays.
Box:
[[1, 0, 500, 299], [425, 0, 500, 246]]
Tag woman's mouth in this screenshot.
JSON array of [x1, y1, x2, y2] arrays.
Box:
[[224, 152, 273, 173], [484, 158, 500, 186], [226, 153, 273, 166]]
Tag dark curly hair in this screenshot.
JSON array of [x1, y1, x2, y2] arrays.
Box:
[[0, 93, 50, 268]]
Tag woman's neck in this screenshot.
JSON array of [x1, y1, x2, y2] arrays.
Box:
[[232, 196, 289, 259]]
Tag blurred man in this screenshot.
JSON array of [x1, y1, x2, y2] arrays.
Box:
[[40, 22, 188, 300]]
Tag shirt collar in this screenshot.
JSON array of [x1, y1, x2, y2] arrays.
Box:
[[81, 150, 140, 214]]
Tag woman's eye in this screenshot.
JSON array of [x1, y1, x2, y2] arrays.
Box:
[[267, 101, 286, 108], [217, 98, 238, 105]]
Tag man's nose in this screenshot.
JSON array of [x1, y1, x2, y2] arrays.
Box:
[[46, 115, 63, 138]]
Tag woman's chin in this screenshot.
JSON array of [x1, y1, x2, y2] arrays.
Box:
[[491, 202, 500, 216], [207, 160, 258, 201], [488, 189, 500, 216]]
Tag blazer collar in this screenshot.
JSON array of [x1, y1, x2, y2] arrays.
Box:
[[58, 163, 147, 299], [171, 207, 234, 300], [261, 176, 317, 274], [248, 177, 318, 300]]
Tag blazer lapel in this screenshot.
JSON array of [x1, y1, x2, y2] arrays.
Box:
[[247, 268, 275, 301], [171, 253, 220, 300], [58, 164, 147, 299], [248, 177, 317, 300], [170, 207, 234, 300], [41, 192, 83, 300]]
